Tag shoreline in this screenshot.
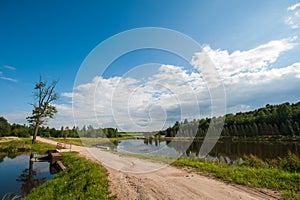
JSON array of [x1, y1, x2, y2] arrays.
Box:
[[36, 137, 284, 199]]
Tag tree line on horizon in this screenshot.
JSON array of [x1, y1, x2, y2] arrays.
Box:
[[0, 118, 120, 138], [1, 101, 300, 139], [158, 101, 300, 138]]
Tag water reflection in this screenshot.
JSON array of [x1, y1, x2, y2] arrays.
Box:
[[116, 138, 300, 161], [117, 139, 178, 157], [16, 154, 48, 196], [0, 153, 5, 163], [0, 154, 55, 198]]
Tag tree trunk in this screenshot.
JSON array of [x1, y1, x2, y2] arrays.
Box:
[[32, 123, 39, 144]]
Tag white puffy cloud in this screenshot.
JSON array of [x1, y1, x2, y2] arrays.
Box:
[[288, 3, 300, 11], [59, 65, 205, 131], [192, 37, 296, 78], [47, 37, 300, 131], [192, 37, 300, 110]]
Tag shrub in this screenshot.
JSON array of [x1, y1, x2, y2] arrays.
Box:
[[5, 144, 18, 154], [279, 152, 300, 173], [240, 154, 267, 168]]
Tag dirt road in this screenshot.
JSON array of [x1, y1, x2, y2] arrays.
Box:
[[37, 137, 279, 200]]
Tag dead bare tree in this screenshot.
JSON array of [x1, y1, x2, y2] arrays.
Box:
[[27, 76, 58, 144]]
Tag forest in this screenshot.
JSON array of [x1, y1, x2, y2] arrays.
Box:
[[159, 101, 300, 138], [0, 117, 119, 138], [1, 101, 300, 139]]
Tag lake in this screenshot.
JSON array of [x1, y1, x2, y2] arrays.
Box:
[[0, 154, 55, 198], [116, 139, 300, 162]]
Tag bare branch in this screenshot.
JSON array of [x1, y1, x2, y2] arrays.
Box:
[[27, 76, 59, 143]]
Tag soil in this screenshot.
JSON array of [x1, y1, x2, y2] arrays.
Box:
[[37, 137, 280, 200]]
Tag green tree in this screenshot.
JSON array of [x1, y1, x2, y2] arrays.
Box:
[[277, 103, 292, 122], [86, 125, 96, 138], [286, 120, 295, 137], [294, 122, 300, 136], [163, 101, 300, 138], [252, 122, 259, 137], [183, 118, 188, 124], [63, 126, 70, 143], [0, 116, 11, 136], [27, 76, 58, 143], [11, 123, 30, 137]]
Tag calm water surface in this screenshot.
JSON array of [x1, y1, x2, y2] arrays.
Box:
[[116, 139, 300, 162], [0, 154, 55, 198]]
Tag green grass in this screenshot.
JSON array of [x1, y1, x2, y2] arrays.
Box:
[[0, 137, 29, 153], [30, 139, 56, 153], [172, 158, 300, 197], [0, 137, 55, 154], [24, 152, 114, 200], [1, 137, 112, 199], [49, 137, 84, 146], [105, 150, 300, 198], [0, 136, 22, 143], [1, 193, 21, 200]]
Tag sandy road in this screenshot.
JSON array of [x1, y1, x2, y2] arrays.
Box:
[[36, 137, 279, 200]]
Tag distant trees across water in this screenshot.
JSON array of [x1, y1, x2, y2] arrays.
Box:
[[0, 121, 120, 138], [159, 101, 300, 138], [1, 101, 300, 139]]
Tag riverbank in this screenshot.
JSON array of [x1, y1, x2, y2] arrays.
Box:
[[107, 147, 300, 199], [3, 136, 298, 199], [36, 137, 282, 199], [24, 152, 113, 200], [173, 156, 300, 199], [0, 137, 113, 200], [0, 137, 56, 155]]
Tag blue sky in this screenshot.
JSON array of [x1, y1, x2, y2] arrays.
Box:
[[1, 0, 300, 131]]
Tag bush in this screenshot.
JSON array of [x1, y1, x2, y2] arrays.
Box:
[[10, 124, 31, 137], [266, 152, 300, 173], [241, 154, 268, 168], [5, 144, 18, 154], [0, 117, 11, 137], [279, 152, 300, 173]]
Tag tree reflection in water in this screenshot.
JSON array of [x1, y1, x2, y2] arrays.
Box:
[[16, 154, 47, 196], [140, 138, 300, 161]]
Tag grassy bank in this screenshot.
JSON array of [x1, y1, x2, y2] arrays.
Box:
[[1, 137, 113, 199], [172, 155, 300, 199], [115, 149, 300, 198], [0, 137, 55, 155], [24, 152, 113, 200], [3, 136, 299, 199]]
